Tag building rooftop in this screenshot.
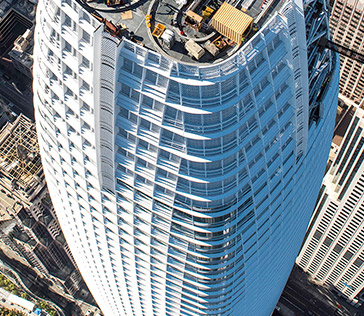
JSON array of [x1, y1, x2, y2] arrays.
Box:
[[332, 103, 354, 147], [0, 0, 35, 57], [8, 26, 34, 78], [0, 0, 36, 21], [81, 0, 286, 64]]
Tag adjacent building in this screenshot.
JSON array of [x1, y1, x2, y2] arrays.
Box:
[[0, 0, 35, 58], [8, 27, 34, 79], [0, 114, 87, 298], [297, 105, 364, 306], [329, 0, 364, 106], [33, 0, 339, 315], [296, 0, 364, 306]]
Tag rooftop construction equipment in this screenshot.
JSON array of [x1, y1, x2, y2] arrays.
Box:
[[211, 2, 253, 45], [185, 39, 205, 60], [152, 23, 166, 38]]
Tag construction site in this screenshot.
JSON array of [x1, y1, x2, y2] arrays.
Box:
[[81, 0, 285, 63], [0, 114, 93, 305]]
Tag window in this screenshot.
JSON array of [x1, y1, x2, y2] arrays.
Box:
[[82, 56, 90, 69], [64, 41, 72, 53], [83, 11, 90, 23], [82, 30, 91, 43], [82, 80, 90, 91], [64, 14, 71, 27]]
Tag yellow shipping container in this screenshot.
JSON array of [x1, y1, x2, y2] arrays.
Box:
[[211, 2, 253, 45]]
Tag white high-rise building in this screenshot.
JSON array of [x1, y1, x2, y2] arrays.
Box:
[[297, 105, 364, 306], [330, 0, 364, 106], [32, 0, 339, 315]]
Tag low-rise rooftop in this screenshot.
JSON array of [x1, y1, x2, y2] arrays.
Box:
[[80, 0, 286, 64], [0, 0, 36, 21], [0, 0, 35, 57]]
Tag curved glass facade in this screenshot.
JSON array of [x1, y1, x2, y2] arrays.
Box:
[[33, 0, 339, 315]]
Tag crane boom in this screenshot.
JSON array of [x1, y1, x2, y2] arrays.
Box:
[[318, 37, 364, 64]]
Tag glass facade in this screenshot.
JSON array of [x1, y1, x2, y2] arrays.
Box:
[[33, 0, 339, 315]]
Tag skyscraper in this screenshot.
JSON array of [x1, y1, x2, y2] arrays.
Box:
[[296, 0, 364, 306], [329, 0, 364, 106], [297, 105, 364, 306], [33, 0, 339, 315]]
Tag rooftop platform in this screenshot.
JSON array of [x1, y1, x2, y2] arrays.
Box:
[[80, 0, 286, 64]]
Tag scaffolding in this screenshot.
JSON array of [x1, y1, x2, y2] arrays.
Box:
[[0, 114, 41, 192]]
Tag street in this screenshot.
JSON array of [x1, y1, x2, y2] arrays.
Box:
[[281, 283, 336, 315], [278, 265, 352, 316]]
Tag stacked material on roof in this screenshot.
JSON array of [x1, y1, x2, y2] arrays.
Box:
[[211, 2, 253, 45], [185, 39, 205, 60]]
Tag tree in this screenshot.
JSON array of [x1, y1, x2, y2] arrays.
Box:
[[0, 307, 26, 316]]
